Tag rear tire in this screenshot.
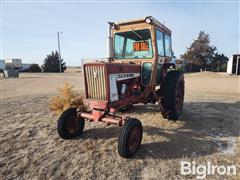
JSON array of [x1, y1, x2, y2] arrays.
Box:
[[160, 71, 185, 120], [118, 118, 143, 158], [57, 108, 85, 139]]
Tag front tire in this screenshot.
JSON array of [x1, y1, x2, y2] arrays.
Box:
[[160, 71, 185, 120], [118, 118, 143, 158], [57, 108, 85, 139]]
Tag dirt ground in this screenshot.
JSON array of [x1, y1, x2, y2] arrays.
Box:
[[0, 72, 239, 179]]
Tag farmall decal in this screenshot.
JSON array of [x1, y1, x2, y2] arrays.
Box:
[[114, 73, 140, 81]]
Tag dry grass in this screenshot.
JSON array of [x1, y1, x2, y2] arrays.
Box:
[[48, 82, 87, 116], [0, 72, 239, 179], [64, 67, 82, 73]]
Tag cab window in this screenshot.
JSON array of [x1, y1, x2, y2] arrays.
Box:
[[164, 34, 171, 57], [156, 30, 164, 56], [114, 29, 153, 59]]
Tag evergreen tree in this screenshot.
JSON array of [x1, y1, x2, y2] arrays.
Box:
[[28, 64, 41, 72], [211, 53, 229, 72], [181, 31, 216, 71], [42, 51, 66, 72]]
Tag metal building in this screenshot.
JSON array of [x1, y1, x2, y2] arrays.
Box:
[[5, 58, 22, 69], [227, 54, 240, 75]]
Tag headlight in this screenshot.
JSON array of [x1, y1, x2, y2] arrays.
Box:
[[145, 17, 152, 24]]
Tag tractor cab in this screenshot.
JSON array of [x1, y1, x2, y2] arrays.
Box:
[[83, 16, 180, 110], [108, 16, 173, 86]]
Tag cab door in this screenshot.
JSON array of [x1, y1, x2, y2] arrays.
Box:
[[155, 29, 172, 84]]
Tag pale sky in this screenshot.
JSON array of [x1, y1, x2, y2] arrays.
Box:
[[1, 0, 239, 66]]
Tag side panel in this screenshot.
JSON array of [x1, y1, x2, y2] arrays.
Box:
[[106, 63, 141, 102], [109, 74, 119, 102]]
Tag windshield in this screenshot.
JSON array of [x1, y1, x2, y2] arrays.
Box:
[[114, 29, 153, 59]]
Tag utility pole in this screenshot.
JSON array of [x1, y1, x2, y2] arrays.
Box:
[[57, 32, 62, 73]]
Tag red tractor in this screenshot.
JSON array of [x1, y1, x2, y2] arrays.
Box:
[[57, 16, 184, 158]]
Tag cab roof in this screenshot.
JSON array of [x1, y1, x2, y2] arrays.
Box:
[[115, 16, 171, 35]]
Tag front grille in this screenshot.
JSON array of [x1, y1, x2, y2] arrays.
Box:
[[85, 65, 107, 100]]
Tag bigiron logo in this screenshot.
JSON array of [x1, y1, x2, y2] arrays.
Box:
[[180, 161, 237, 179]]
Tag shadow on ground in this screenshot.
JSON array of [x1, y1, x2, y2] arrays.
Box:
[[77, 101, 240, 159]]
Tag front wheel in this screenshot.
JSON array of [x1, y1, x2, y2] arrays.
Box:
[[57, 108, 85, 139], [118, 118, 143, 158]]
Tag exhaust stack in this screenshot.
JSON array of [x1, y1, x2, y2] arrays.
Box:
[[106, 22, 114, 61]]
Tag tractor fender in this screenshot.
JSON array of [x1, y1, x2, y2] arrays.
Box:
[[160, 63, 176, 83]]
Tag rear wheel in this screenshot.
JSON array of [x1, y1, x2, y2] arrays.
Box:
[[57, 108, 85, 139], [160, 70, 185, 120], [118, 118, 143, 158]]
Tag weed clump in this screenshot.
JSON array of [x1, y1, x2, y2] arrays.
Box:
[[48, 82, 87, 116]]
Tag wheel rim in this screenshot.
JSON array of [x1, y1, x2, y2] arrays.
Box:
[[128, 127, 141, 153], [175, 81, 184, 114], [65, 114, 79, 133]]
